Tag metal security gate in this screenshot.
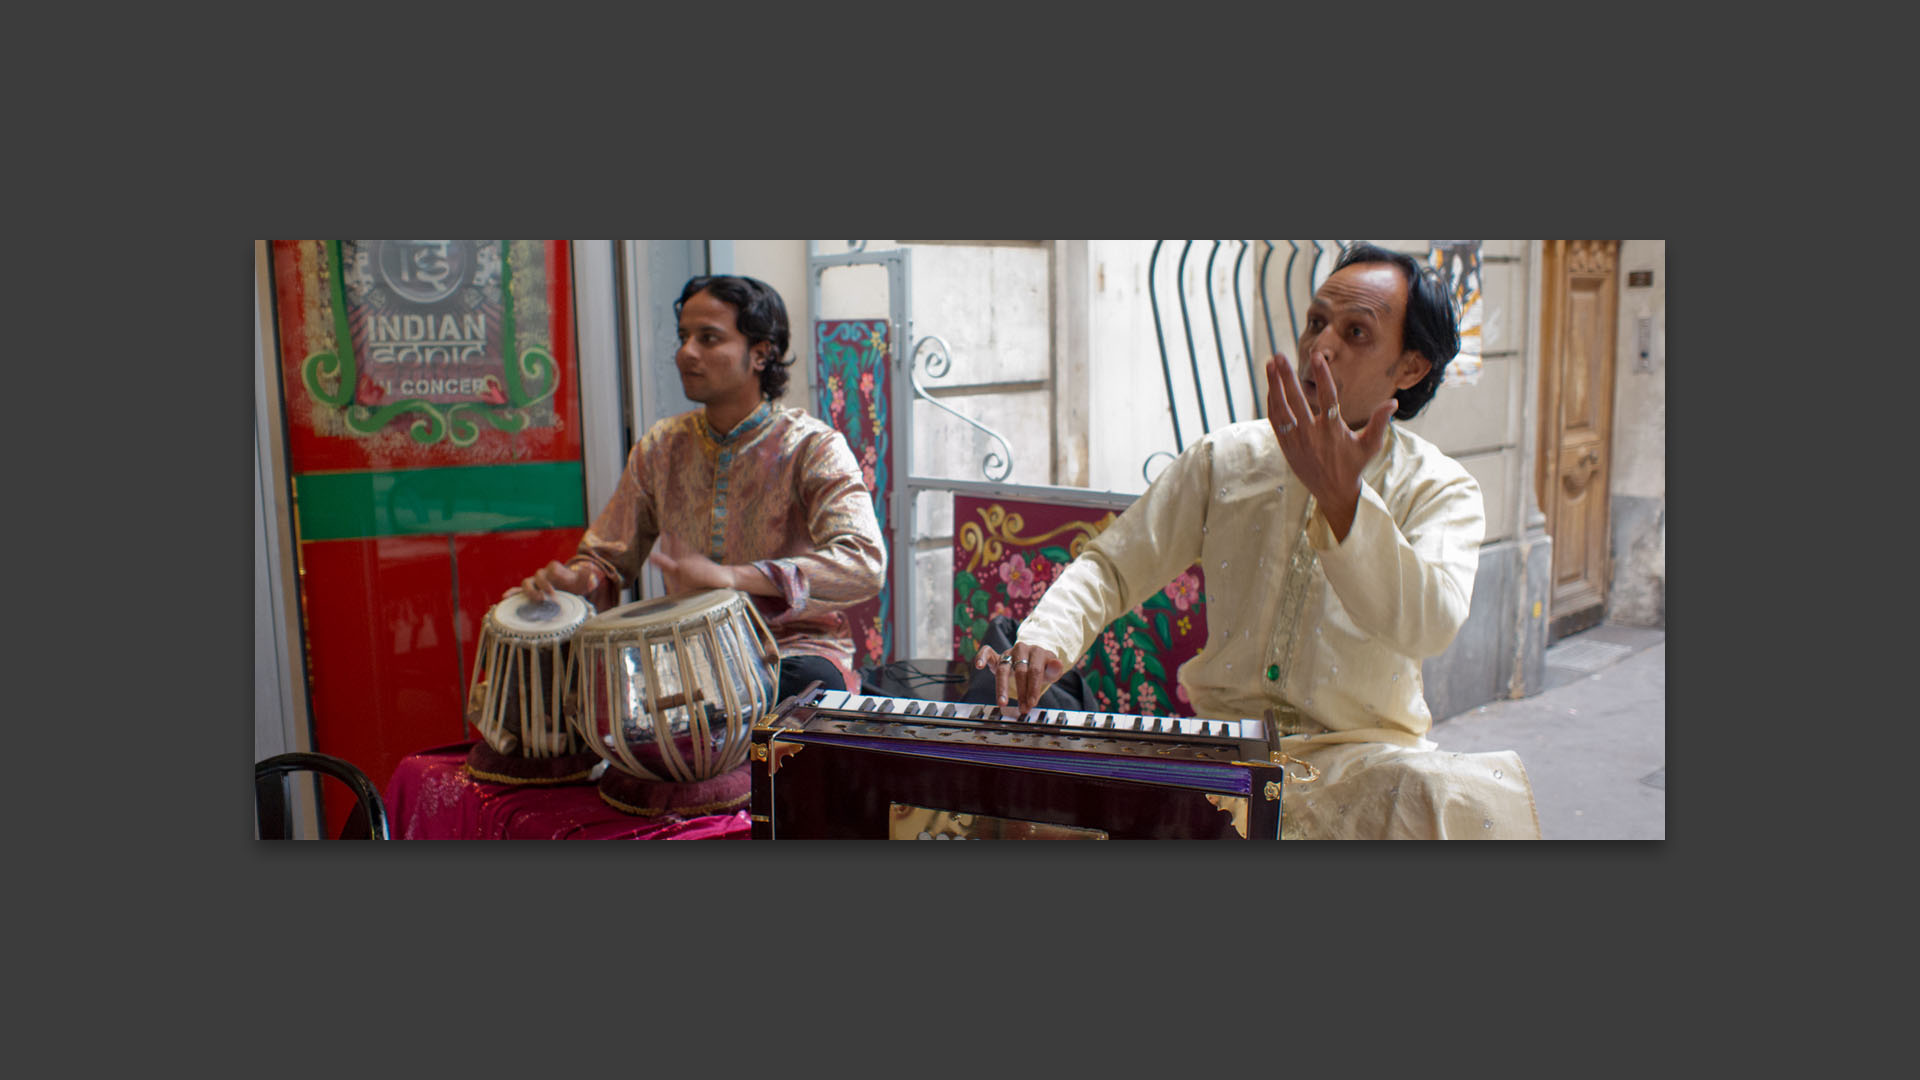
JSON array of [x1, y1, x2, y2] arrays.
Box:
[[1140, 240, 1349, 481]]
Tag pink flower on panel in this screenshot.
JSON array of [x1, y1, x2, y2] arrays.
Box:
[[1138, 684, 1159, 714], [990, 599, 1011, 621], [999, 555, 1036, 600], [1166, 571, 1201, 611], [862, 465, 876, 491], [865, 624, 883, 660], [862, 445, 877, 466], [859, 371, 874, 399]]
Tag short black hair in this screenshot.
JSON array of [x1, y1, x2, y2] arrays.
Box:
[[675, 275, 794, 401], [1330, 241, 1461, 420]]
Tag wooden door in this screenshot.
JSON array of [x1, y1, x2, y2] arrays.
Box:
[[1536, 240, 1619, 641]]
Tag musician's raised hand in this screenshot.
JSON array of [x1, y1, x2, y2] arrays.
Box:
[[1266, 353, 1396, 543], [974, 642, 1065, 716], [508, 560, 594, 603]]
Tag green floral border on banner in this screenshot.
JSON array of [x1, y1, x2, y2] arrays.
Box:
[[300, 240, 556, 446]]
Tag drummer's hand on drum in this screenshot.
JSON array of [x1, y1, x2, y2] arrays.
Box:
[[973, 642, 1065, 716], [647, 532, 732, 596], [507, 560, 593, 603]]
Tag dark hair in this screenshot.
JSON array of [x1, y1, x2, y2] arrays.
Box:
[[674, 275, 794, 401], [1330, 241, 1461, 420]]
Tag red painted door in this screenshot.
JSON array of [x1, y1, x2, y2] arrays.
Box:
[[266, 240, 589, 837]]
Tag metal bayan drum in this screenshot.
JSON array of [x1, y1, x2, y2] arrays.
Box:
[[566, 589, 781, 814], [463, 591, 600, 785]]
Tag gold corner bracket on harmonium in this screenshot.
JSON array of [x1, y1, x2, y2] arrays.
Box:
[[1204, 793, 1250, 839], [751, 729, 804, 776], [752, 679, 823, 774]]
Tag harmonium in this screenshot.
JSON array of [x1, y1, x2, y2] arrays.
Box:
[[748, 686, 1288, 839]]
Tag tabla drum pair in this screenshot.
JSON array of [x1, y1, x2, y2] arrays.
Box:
[[463, 586, 781, 815]]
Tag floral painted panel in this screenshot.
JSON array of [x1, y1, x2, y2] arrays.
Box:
[[816, 319, 893, 669], [952, 495, 1208, 717]]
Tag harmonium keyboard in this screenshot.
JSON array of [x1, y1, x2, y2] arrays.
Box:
[[748, 686, 1287, 839]]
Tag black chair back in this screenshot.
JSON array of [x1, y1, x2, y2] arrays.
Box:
[[256, 751, 391, 840]]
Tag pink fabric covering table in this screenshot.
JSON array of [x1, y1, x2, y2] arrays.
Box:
[[383, 742, 752, 840]]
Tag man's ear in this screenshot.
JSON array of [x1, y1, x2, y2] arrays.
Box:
[[1394, 349, 1432, 391]]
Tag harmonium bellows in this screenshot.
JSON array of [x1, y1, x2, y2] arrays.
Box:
[[748, 688, 1285, 839]]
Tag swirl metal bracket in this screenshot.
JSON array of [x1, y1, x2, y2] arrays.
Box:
[[1141, 449, 1174, 485], [909, 334, 1015, 483]]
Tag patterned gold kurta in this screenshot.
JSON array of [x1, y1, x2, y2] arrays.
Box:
[[569, 403, 886, 694], [1017, 419, 1539, 839]]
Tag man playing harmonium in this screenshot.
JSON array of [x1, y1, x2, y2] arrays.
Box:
[[514, 274, 886, 701], [975, 242, 1538, 839]]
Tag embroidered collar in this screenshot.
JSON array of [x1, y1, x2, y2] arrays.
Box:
[[703, 401, 774, 447]]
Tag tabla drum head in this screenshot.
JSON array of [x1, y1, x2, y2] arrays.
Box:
[[490, 591, 593, 641], [580, 589, 740, 637]]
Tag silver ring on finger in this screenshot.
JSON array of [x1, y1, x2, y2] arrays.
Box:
[[1016, 660, 1029, 668], [1275, 421, 1296, 436], [998, 656, 1014, 667]]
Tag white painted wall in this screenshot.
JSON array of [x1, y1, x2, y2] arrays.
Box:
[[1607, 239, 1667, 626], [1087, 241, 1191, 495], [726, 239, 813, 411], [1610, 240, 1666, 501]]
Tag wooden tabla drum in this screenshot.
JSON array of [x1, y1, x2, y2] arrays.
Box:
[[463, 591, 601, 785], [566, 589, 780, 816]]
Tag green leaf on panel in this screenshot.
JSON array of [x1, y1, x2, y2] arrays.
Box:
[[1087, 671, 1113, 700]]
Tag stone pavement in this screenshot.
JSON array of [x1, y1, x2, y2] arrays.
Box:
[[1428, 623, 1666, 840]]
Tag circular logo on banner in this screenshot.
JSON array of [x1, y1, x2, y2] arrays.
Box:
[[375, 240, 472, 304]]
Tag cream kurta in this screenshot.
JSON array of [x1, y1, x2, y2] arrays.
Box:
[[1017, 419, 1539, 839]]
